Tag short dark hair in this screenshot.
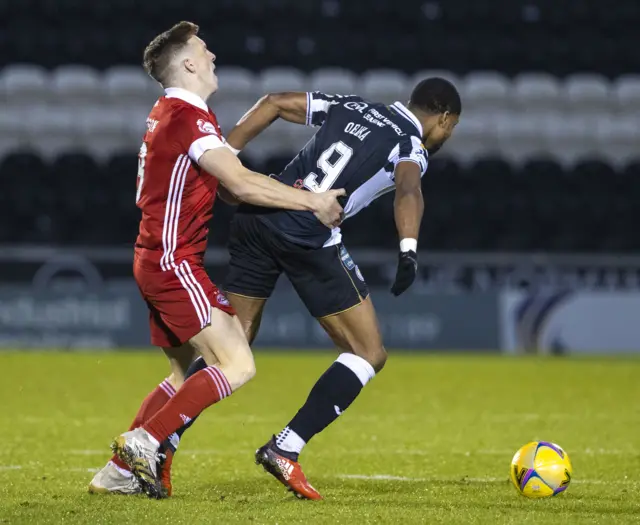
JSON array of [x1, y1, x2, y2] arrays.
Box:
[[409, 77, 462, 115], [143, 21, 199, 84]]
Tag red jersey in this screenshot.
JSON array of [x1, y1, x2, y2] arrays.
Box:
[[134, 88, 226, 270]]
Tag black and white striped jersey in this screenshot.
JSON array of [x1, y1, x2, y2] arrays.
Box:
[[241, 92, 428, 249]]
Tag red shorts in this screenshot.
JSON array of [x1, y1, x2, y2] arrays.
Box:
[[134, 253, 236, 347]]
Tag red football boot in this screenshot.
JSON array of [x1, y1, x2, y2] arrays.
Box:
[[158, 448, 174, 497], [255, 437, 323, 500]]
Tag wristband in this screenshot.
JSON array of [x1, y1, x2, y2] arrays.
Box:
[[400, 238, 417, 253]]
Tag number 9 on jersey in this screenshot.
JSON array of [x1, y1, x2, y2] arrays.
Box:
[[303, 141, 353, 193]]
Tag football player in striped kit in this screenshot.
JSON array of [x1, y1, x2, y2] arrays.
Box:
[[170, 78, 462, 500]]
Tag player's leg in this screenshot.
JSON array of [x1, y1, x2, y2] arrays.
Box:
[[279, 296, 384, 450], [112, 227, 280, 498], [256, 242, 377, 500], [223, 212, 281, 346], [156, 214, 279, 462], [162, 293, 265, 420], [226, 293, 267, 344], [112, 308, 255, 498], [89, 303, 197, 495]]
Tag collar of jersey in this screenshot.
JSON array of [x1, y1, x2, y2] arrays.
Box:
[[391, 102, 423, 137], [164, 87, 209, 112]]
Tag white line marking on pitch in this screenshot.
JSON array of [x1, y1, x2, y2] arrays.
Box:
[[1, 465, 635, 486], [68, 447, 637, 458], [338, 474, 636, 485]]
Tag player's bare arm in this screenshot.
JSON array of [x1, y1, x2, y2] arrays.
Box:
[[391, 161, 424, 296], [394, 161, 424, 242], [226, 92, 307, 150], [198, 146, 345, 228]]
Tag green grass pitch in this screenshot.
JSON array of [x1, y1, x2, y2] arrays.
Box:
[[0, 351, 638, 524]]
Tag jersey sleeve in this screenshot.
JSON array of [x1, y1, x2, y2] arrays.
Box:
[[305, 92, 364, 127], [173, 107, 226, 163], [390, 136, 429, 179]]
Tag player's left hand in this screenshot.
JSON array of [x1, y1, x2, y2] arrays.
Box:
[[390, 250, 417, 296]]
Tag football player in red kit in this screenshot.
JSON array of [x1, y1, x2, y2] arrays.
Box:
[[88, 21, 345, 499]]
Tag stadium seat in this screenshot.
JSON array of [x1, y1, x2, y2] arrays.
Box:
[[309, 68, 358, 95], [51, 65, 102, 106], [76, 107, 131, 159], [512, 73, 562, 115], [595, 115, 640, 167], [259, 67, 307, 94], [612, 74, 640, 115], [0, 146, 635, 251], [0, 150, 50, 242], [359, 70, 409, 104], [543, 115, 600, 165], [1, 2, 640, 76], [411, 70, 461, 91], [444, 113, 499, 163], [0, 109, 28, 156], [104, 66, 159, 110], [571, 159, 616, 194], [24, 107, 77, 159], [214, 66, 260, 106], [495, 115, 550, 164], [243, 119, 298, 162], [563, 73, 611, 114], [461, 71, 511, 114], [213, 101, 251, 134], [0, 64, 49, 106]]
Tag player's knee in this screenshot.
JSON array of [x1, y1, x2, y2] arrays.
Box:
[[352, 344, 387, 373], [242, 355, 257, 384], [225, 352, 257, 391], [369, 346, 388, 372]]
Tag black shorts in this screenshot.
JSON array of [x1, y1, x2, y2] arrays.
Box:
[[225, 213, 369, 318]]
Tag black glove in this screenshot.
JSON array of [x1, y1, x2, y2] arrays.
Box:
[[390, 250, 418, 296]]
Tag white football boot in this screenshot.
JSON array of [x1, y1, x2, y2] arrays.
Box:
[[111, 428, 166, 499], [88, 461, 142, 495]]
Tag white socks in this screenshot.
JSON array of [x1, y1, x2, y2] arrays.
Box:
[[336, 353, 376, 386], [276, 427, 306, 455]]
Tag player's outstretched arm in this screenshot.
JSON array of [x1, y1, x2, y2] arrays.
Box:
[[391, 161, 424, 296], [199, 147, 345, 228], [225, 92, 308, 151]]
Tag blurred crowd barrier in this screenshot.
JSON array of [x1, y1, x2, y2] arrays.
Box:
[[1, 247, 639, 353]]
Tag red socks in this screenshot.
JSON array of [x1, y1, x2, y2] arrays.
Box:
[[110, 379, 176, 471], [143, 366, 231, 444]]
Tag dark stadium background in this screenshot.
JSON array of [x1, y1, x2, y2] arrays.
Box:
[[1, 3, 639, 523], [1, 0, 639, 352]]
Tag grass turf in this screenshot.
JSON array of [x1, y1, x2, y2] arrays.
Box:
[[0, 351, 638, 524]]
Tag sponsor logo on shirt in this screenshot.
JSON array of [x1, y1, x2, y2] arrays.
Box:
[[216, 292, 230, 306], [146, 118, 159, 133], [344, 101, 369, 113], [197, 119, 218, 135]]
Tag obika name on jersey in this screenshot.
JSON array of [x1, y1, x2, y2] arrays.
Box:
[[239, 92, 429, 249]]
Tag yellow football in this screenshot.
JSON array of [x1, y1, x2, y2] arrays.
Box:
[[510, 441, 573, 498]]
